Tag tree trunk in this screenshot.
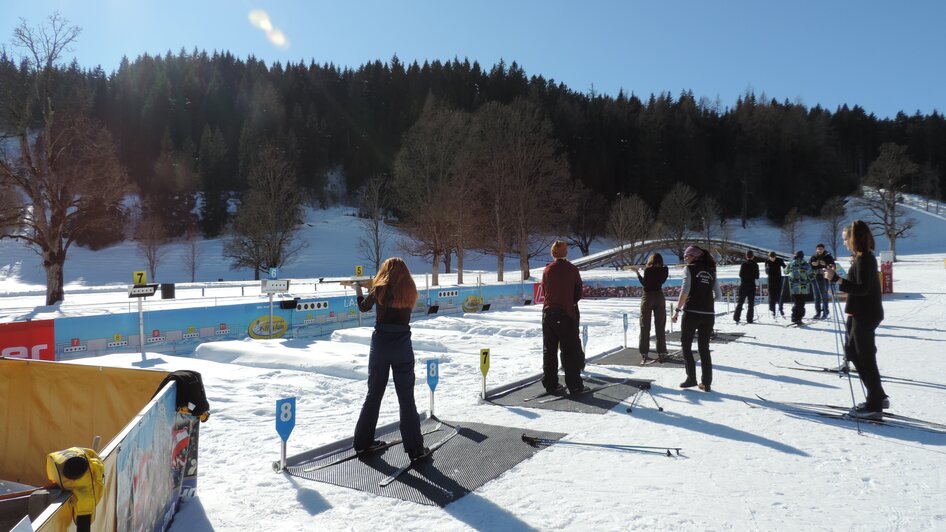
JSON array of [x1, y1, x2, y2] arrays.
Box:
[[431, 250, 440, 286], [496, 251, 505, 282], [457, 247, 464, 285], [443, 250, 452, 273], [44, 251, 65, 305], [519, 228, 531, 280]]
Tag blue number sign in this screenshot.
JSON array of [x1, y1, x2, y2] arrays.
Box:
[[269, 267, 279, 280], [623, 313, 628, 332], [427, 359, 439, 391], [276, 397, 296, 442]]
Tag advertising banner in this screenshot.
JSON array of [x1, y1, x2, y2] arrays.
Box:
[[879, 252, 894, 294], [116, 384, 197, 532], [0, 319, 55, 360]]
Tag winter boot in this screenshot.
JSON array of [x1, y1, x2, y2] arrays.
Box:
[[679, 379, 698, 389], [848, 404, 882, 420]]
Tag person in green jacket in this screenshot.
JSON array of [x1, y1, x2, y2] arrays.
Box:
[[785, 251, 813, 325]]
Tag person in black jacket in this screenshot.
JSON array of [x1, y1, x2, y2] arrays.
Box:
[[671, 245, 722, 392], [633, 253, 669, 362], [352, 257, 428, 460], [825, 220, 888, 419], [733, 250, 759, 324], [809, 243, 836, 319], [764, 251, 787, 318]]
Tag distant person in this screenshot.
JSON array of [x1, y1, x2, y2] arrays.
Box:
[[764, 251, 787, 318], [352, 257, 428, 460], [809, 243, 836, 319], [825, 220, 889, 419], [671, 245, 722, 392], [786, 251, 814, 325], [633, 253, 669, 362], [733, 250, 759, 324], [541, 241, 587, 395]]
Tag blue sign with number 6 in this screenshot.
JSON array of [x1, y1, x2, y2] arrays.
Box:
[[276, 397, 296, 442], [427, 359, 439, 391]]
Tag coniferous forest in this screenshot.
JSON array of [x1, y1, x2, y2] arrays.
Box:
[[2, 49, 945, 245]]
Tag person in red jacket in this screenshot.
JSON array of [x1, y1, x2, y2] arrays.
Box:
[[541, 241, 587, 394]]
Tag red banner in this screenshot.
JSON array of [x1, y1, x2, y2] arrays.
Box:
[[0, 320, 56, 360], [880, 260, 893, 294], [533, 283, 546, 304]]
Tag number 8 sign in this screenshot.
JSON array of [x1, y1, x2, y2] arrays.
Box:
[[426, 359, 439, 391], [275, 397, 296, 442]]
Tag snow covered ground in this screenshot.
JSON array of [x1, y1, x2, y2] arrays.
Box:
[[4, 203, 946, 530]]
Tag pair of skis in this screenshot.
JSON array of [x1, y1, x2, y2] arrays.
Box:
[[749, 395, 946, 434], [300, 421, 462, 488], [524, 379, 628, 404]]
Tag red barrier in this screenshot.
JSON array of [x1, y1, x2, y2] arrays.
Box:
[[0, 320, 56, 360]]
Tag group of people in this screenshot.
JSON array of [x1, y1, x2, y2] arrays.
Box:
[[346, 219, 888, 463], [732, 243, 837, 326]]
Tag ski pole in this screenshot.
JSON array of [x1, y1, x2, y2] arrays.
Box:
[[522, 434, 681, 456]]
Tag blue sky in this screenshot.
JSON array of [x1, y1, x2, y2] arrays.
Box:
[[2, 0, 944, 119]]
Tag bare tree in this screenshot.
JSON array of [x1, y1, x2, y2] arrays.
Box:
[[466, 102, 515, 281], [357, 176, 388, 273], [657, 183, 698, 260], [467, 99, 572, 280], [0, 14, 129, 304], [392, 96, 470, 286], [223, 144, 304, 279], [696, 197, 722, 251], [135, 211, 169, 281], [441, 167, 481, 284], [183, 226, 202, 282], [859, 143, 918, 260], [780, 207, 803, 254], [567, 183, 608, 256], [820, 196, 847, 257], [607, 194, 653, 266]]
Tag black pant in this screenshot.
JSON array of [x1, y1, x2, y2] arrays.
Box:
[[542, 309, 584, 391], [680, 312, 714, 385], [767, 277, 784, 314], [734, 282, 756, 322], [639, 291, 667, 354], [846, 316, 887, 409], [354, 324, 424, 453], [791, 293, 807, 323]]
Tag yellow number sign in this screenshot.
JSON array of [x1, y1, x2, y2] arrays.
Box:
[[355, 265, 363, 276], [133, 271, 147, 285], [480, 348, 490, 377], [113, 333, 122, 342]]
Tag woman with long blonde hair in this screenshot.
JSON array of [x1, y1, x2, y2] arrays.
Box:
[[352, 257, 428, 459]]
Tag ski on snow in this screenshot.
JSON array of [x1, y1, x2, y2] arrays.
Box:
[[379, 423, 461, 487], [749, 395, 946, 435], [775, 361, 946, 389], [769, 361, 850, 375], [523, 384, 566, 402], [302, 421, 444, 472], [766, 399, 946, 431], [521, 434, 681, 457], [538, 379, 628, 404]]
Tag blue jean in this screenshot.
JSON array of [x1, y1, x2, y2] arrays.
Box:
[[812, 276, 831, 316], [353, 323, 424, 453]]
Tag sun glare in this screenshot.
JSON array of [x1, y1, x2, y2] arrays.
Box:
[[248, 9, 289, 49]]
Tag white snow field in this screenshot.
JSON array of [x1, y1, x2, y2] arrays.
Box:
[[3, 203, 946, 530]]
